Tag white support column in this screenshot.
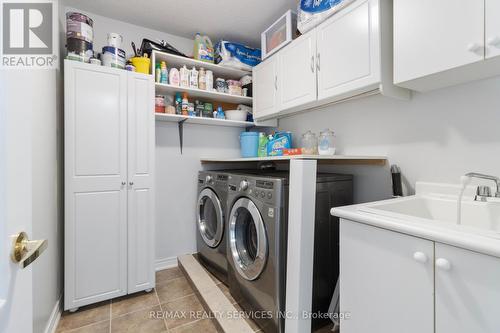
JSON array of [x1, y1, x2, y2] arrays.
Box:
[[285, 159, 317, 333]]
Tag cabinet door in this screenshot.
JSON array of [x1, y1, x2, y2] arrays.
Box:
[[340, 220, 434, 333], [278, 31, 317, 110], [485, 0, 500, 59], [253, 55, 278, 119], [127, 72, 155, 293], [316, 0, 380, 101], [435, 243, 500, 333], [394, 0, 484, 83], [64, 61, 128, 309]]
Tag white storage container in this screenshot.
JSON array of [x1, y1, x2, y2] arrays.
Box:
[[261, 10, 297, 60]]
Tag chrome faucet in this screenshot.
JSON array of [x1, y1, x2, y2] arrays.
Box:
[[464, 172, 500, 199]]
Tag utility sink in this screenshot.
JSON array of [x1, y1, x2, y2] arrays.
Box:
[[357, 182, 500, 237]]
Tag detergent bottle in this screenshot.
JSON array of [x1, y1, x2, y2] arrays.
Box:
[[194, 33, 214, 63]]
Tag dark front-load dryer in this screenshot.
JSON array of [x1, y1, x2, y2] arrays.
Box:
[[226, 172, 353, 333], [196, 171, 229, 284]]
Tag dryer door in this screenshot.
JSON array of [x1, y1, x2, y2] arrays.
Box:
[[197, 188, 224, 248], [229, 197, 268, 281]]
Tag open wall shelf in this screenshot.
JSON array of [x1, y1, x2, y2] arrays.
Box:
[[155, 113, 255, 127], [152, 50, 251, 80], [155, 83, 253, 105]]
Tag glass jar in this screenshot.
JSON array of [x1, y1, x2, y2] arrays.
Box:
[[318, 129, 336, 155], [301, 130, 318, 155]]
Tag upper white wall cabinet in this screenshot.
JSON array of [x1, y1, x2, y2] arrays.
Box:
[[253, 0, 409, 121], [64, 60, 155, 310], [394, 0, 500, 92]]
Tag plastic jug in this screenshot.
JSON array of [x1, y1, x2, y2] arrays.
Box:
[[194, 33, 214, 63]]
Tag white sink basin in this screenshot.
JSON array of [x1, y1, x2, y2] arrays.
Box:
[[360, 195, 500, 236], [332, 182, 500, 258], [355, 181, 500, 240]]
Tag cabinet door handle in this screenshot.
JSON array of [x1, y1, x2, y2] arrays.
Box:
[[316, 53, 321, 71], [413, 252, 428, 263], [274, 75, 278, 91], [310, 55, 315, 73], [436, 258, 452, 271]]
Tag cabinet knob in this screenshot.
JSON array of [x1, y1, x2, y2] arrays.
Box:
[[436, 258, 451, 271], [487, 36, 500, 47], [121, 181, 126, 186], [413, 251, 428, 263], [467, 43, 483, 54], [129, 181, 134, 186]]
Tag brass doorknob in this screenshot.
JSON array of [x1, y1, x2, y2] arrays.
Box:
[[11, 232, 48, 269]]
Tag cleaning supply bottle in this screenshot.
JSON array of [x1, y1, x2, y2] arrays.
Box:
[[180, 65, 190, 87], [198, 67, 206, 90], [194, 33, 214, 63], [181, 93, 189, 116], [205, 70, 214, 91], [160, 61, 168, 83], [258, 133, 269, 157], [174, 92, 182, 114], [169, 68, 180, 86], [216, 106, 225, 119], [190, 66, 198, 89], [155, 63, 161, 83]]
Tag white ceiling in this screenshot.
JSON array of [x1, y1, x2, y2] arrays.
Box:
[[63, 0, 298, 47]]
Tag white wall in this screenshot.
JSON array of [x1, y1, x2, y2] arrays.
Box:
[[62, 6, 193, 59], [155, 122, 242, 267], [279, 76, 500, 203]]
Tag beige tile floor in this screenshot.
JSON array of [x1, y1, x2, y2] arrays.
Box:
[[56, 267, 221, 333], [56, 266, 336, 333]]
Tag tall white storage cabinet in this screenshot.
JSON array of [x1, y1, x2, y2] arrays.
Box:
[[64, 60, 155, 311]]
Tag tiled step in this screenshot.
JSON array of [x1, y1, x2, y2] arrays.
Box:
[[178, 254, 254, 333]]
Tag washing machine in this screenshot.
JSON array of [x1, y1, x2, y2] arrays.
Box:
[[226, 172, 353, 333], [196, 171, 230, 284]]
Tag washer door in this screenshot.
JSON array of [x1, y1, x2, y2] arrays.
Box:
[[197, 188, 224, 248], [229, 197, 268, 281]]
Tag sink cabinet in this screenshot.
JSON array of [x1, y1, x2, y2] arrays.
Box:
[[340, 220, 434, 333], [341, 219, 500, 333], [435, 243, 500, 332]]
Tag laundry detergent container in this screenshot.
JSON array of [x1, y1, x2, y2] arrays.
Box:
[[240, 132, 259, 157]]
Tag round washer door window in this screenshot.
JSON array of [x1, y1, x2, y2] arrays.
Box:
[[229, 197, 268, 281], [197, 188, 224, 248]]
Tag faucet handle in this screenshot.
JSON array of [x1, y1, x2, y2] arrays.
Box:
[[476, 186, 492, 201]]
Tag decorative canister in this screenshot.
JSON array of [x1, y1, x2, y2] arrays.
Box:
[[318, 129, 336, 155], [301, 130, 318, 155]]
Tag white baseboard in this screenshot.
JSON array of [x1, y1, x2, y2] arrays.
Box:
[[44, 296, 62, 333], [155, 256, 178, 271]]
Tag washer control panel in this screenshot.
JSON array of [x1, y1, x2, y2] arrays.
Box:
[[228, 175, 280, 206]]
